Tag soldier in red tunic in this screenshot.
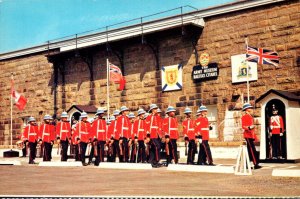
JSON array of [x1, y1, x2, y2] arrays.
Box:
[[111, 110, 121, 162], [116, 106, 131, 162], [269, 104, 285, 159], [127, 112, 136, 162], [74, 111, 92, 166], [91, 109, 107, 166], [38, 115, 55, 161], [183, 107, 196, 164], [241, 103, 261, 169], [22, 117, 39, 164], [162, 106, 179, 165], [107, 115, 116, 162], [197, 106, 214, 166], [56, 111, 71, 161], [132, 108, 147, 163], [145, 104, 162, 167]]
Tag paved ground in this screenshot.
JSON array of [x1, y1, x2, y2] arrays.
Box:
[[0, 156, 300, 197]]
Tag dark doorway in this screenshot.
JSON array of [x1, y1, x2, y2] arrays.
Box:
[[265, 99, 287, 160]]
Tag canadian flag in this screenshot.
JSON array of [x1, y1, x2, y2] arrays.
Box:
[[11, 78, 27, 111], [109, 62, 126, 91]]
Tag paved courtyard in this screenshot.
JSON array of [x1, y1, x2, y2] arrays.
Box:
[[0, 156, 300, 197]]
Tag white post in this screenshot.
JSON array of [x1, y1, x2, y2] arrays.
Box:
[[106, 58, 110, 119], [10, 74, 13, 150], [245, 38, 250, 103]]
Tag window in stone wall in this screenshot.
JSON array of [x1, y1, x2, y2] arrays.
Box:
[[206, 105, 218, 139]]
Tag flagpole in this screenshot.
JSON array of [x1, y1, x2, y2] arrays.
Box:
[[245, 37, 250, 103], [10, 74, 13, 150], [106, 58, 110, 119]]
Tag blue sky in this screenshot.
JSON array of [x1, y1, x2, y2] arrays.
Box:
[[0, 0, 234, 53]]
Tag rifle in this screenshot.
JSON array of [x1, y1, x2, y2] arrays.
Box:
[[87, 143, 92, 156], [57, 142, 61, 155], [93, 140, 98, 157]]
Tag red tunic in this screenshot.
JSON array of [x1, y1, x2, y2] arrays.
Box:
[[162, 117, 179, 139], [56, 121, 71, 141], [22, 124, 39, 143], [116, 115, 131, 139], [182, 118, 196, 140], [133, 119, 147, 140], [145, 114, 162, 139], [38, 123, 55, 143], [241, 113, 256, 139], [270, 115, 284, 134], [91, 118, 107, 141], [198, 117, 210, 141], [194, 116, 202, 137], [74, 121, 92, 143]]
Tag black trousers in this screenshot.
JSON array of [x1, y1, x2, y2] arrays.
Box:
[[271, 134, 281, 158], [197, 141, 206, 165], [22, 141, 28, 157], [107, 141, 115, 162], [74, 144, 81, 161], [89, 144, 95, 163], [80, 142, 88, 164], [95, 141, 106, 165], [149, 138, 161, 164], [29, 141, 37, 163], [120, 137, 129, 162], [137, 140, 146, 163], [130, 142, 138, 163], [245, 138, 259, 166], [60, 140, 69, 161], [43, 142, 52, 161], [167, 139, 178, 164], [201, 140, 213, 164], [113, 140, 120, 162], [187, 139, 196, 164]]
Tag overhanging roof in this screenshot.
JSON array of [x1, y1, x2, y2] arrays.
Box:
[[256, 89, 300, 103], [0, 0, 287, 61]]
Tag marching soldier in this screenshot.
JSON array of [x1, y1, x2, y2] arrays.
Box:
[[91, 109, 107, 166], [241, 103, 261, 169], [195, 107, 205, 165], [132, 108, 147, 163], [107, 115, 116, 162], [162, 106, 179, 165], [56, 111, 71, 161], [269, 104, 285, 159], [128, 112, 137, 162], [116, 106, 131, 162], [183, 107, 196, 164], [38, 114, 55, 161], [74, 111, 92, 166], [197, 106, 214, 166], [111, 110, 121, 162], [71, 124, 81, 161], [146, 104, 162, 167], [22, 117, 39, 164], [73, 112, 92, 165]]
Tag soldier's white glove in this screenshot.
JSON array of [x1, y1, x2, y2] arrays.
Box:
[[280, 133, 283, 136], [248, 125, 255, 130]]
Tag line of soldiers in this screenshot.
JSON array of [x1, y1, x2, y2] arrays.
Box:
[[20, 103, 216, 167], [19, 102, 263, 170]]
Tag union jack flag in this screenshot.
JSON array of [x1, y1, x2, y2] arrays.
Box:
[[246, 46, 279, 66]]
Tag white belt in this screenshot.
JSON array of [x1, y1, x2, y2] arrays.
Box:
[[61, 130, 69, 132], [80, 132, 89, 135], [169, 128, 177, 130], [151, 126, 158, 129], [97, 130, 105, 132], [43, 133, 50, 135], [188, 128, 194, 131], [122, 127, 129, 130], [138, 129, 145, 131], [201, 128, 209, 130], [29, 133, 37, 135]]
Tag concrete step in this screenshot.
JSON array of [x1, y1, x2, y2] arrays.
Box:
[[167, 163, 234, 174], [99, 162, 152, 170], [39, 161, 82, 167], [0, 160, 21, 165], [272, 169, 300, 177]]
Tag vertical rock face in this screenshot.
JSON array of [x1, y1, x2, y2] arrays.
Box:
[[0, 0, 299, 145]]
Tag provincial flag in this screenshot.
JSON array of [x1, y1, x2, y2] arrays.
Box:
[[109, 62, 126, 91], [161, 64, 183, 92], [11, 78, 27, 111], [246, 46, 279, 67]]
